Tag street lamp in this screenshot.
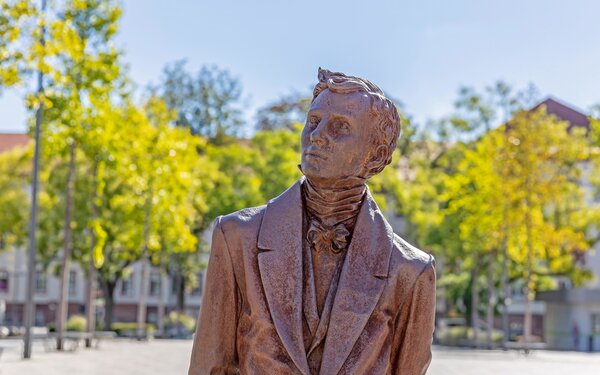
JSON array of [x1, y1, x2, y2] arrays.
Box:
[[23, 0, 47, 359]]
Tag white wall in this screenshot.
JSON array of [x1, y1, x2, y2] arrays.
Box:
[[546, 301, 600, 351]]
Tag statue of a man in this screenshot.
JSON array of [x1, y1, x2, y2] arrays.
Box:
[[189, 68, 436, 375]]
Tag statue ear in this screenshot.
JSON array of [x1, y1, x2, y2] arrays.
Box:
[[365, 145, 388, 175]]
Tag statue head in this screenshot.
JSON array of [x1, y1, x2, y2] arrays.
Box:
[[300, 68, 401, 187]]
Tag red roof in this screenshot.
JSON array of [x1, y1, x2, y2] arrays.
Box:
[[0, 133, 30, 153], [532, 97, 590, 132]]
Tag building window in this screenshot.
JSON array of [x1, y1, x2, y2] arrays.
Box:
[[592, 314, 600, 335], [35, 269, 47, 294], [149, 272, 161, 297], [147, 312, 157, 324], [68, 270, 77, 296], [191, 272, 204, 296], [121, 275, 133, 297], [0, 270, 8, 293], [171, 275, 179, 294], [35, 310, 46, 326]]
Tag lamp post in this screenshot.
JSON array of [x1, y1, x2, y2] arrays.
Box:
[[23, 0, 47, 359]]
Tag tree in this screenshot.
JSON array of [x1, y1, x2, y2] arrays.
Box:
[[442, 130, 510, 346], [251, 124, 303, 199], [503, 108, 590, 344], [380, 82, 592, 349], [129, 97, 204, 337], [38, 0, 124, 350], [156, 60, 244, 144], [454, 81, 540, 135], [81, 98, 210, 330], [441, 107, 591, 347], [255, 93, 311, 132]]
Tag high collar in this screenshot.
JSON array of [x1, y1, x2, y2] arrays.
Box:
[[302, 177, 366, 228]]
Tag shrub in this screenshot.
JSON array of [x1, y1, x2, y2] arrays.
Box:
[[47, 315, 87, 332], [437, 326, 504, 346], [66, 315, 87, 332], [111, 322, 156, 336], [164, 311, 196, 333]]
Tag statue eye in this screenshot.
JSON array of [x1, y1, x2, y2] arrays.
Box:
[[336, 121, 350, 133], [307, 115, 320, 128]]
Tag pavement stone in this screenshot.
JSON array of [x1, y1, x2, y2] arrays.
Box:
[[2, 339, 600, 374], [429, 346, 600, 375], [0, 339, 191, 375]]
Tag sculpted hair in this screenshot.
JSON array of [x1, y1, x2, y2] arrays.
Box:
[[312, 68, 401, 176]]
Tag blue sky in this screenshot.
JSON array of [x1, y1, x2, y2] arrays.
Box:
[[2, 0, 600, 133]]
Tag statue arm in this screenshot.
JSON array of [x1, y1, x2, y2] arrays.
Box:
[[189, 217, 240, 375], [391, 257, 436, 375]]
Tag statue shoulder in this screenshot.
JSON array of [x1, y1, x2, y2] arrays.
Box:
[[216, 205, 267, 236], [389, 233, 435, 278]]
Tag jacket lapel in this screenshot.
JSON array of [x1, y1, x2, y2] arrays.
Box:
[[320, 188, 393, 375], [257, 178, 311, 375], [303, 246, 320, 337]]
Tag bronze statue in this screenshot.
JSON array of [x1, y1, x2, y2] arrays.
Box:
[[189, 68, 436, 375]]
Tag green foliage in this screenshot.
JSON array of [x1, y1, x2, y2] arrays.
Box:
[[255, 93, 311, 131], [66, 314, 86, 332], [437, 106, 592, 329], [203, 126, 303, 220], [0, 0, 37, 91], [164, 311, 196, 333], [47, 314, 86, 332], [437, 326, 504, 346], [499, 109, 590, 287], [0, 144, 31, 249], [381, 83, 594, 334], [251, 124, 303, 199], [156, 60, 244, 144], [111, 322, 156, 335]]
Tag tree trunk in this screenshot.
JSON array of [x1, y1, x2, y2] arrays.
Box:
[[177, 276, 186, 313], [176, 272, 186, 337], [136, 258, 149, 339], [471, 264, 479, 348], [486, 258, 495, 349], [501, 229, 509, 349], [523, 275, 532, 348], [85, 160, 99, 347], [84, 257, 96, 347], [136, 187, 152, 340], [523, 209, 534, 349], [101, 280, 116, 331], [56, 142, 76, 351], [157, 266, 165, 337]]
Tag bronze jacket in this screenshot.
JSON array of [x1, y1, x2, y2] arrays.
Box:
[[188, 179, 436, 375]]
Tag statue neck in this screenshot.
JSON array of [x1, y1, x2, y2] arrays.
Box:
[[302, 177, 366, 228]]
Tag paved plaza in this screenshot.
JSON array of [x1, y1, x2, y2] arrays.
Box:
[[1, 339, 600, 374]]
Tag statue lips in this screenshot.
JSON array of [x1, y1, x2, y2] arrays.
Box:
[[304, 149, 328, 161]]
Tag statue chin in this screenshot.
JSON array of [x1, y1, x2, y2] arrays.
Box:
[[299, 161, 320, 178], [299, 163, 332, 186]]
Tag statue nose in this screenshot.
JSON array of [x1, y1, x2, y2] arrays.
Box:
[[310, 120, 328, 147]]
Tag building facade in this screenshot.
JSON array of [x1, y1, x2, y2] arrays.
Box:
[[0, 133, 206, 329], [0, 246, 205, 327]]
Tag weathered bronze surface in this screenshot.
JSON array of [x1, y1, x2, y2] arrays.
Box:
[[189, 69, 436, 375]]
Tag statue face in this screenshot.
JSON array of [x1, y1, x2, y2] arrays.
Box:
[[301, 89, 375, 185]]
